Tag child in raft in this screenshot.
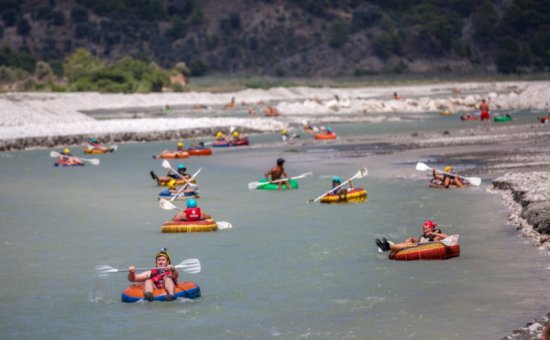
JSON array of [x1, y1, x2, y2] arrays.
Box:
[[329, 176, 353, 200], [376, 220, 448, 253], [127, 248, 179, 302], [172, 199, 210, 221], [150, 163, 191, 185]]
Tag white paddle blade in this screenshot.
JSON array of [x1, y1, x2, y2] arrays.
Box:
[[161, 159, 171, 169], [357, 167, 368, 178], [50, 151, 61, 158], [110, 145, 118, 152], [217, 221, 232, 230], [416, 162, 431, 171], [176, 258, 201, 274], [248, 182, 261, 190], [87, 158, 100, 166], [159, 198, 180, 210], [95, 265, 117, 276], [467, 177, 482, 186]]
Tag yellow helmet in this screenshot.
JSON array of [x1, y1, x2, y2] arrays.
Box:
[[233, 131, 239, 137], [443, 166, 452, 173], [177, 142, 184, 147], [63, 148, 70, 154], [282, 129, 287, 134], [168, 179, 177, 189], [216, 131, 223, 138]]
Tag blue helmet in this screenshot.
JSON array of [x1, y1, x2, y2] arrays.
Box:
[[187, 199, 197, 208], [177, 164, 186, 170], [326, 127, 332, 132], [332, 176, 342, 183], [91, 138, 97, 143]]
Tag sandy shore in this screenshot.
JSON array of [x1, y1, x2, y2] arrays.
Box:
[[1, 81, 549, 338]]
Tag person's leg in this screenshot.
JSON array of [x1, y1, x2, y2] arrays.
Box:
[[164, 278, 176, 301], [144, 279, 155, 301]]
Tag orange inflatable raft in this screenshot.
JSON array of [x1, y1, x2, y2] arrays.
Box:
[[161, 218, 218, 233], [187, 148, 212, 156], [121, 281, 201, 302], [320, 188, 367, 204], [314, 132, 337, 140], [153, 151, 189, 159], [389, 242, 460, 261]]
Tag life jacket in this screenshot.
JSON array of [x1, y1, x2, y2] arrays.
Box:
[[185, 207, 202, 221], [419, 229, 443, 243], [150, 268, 175, 288]]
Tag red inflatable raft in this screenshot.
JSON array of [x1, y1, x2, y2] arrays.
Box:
[[389, 242, 460, 261], [314, 132, 337, 140], [121, 281, 201, 302]]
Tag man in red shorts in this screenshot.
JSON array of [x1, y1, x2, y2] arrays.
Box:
[[479, 99, 490, 128]]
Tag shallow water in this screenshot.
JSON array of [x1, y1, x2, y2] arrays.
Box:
[[1, 120, 549, 339]]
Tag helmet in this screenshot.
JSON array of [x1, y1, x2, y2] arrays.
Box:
[[155, 248, 171, 264], [326, 127, 332, 132], [187, 199, 197, 208], [216, 131, 223, 138], [423, 220, 437, 230], [282, 129, 287, 134], [332, 176, 342, 183], [91, 138, 97, 143], [177, 164, 186, 170], [63, 148, 70, 154], [443, 166, 452, 173], [277, 158, 285, 165], [167, 179, 177, 189], [233, 131, 239, 137], [177, 142, 184, 147]]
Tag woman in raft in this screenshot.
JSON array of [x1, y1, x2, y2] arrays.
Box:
[[376, 220, 448, 253], [127, 248, 179, 302], [430, 166, 466, 188]]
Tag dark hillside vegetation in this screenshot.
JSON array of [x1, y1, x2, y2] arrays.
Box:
[[0, 0, 548, 92]]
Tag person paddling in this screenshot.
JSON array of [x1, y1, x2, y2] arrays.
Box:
[[376, 220, 448, 253], [329, 176, 353, 200], [127, 248, 179, 302], [58, 148, 84, 166], [264, 158, 291, 190], [431, 165, 465, 188], [151, 163, 191, 185], [172, 199, 211, 221]]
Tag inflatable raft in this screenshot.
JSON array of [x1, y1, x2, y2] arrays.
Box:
[[158, 189, 199, 200], [314, 133, 337, 140], [254, 178, 299, 190], [389, 242, 460, 261], [121, 281, 201, 302], [230, 138, 249, 146], [460, 114, 478, 121], [538, 116, 550, 124], [494, 115, 512, 122], [320, 188, 367, 203], [153, 151, 189, 159], [157, 177, 196, 186], [55, 159, 84, 167], [161, 219, 218, 233], [187, 148, 212, 156]]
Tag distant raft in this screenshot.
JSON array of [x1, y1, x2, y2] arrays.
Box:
[[187, 147, 212, 156], [320, 188, 367, 204], [83, 146, 116, 154], [161, 219, 218, 233], [389, 242, 460, 261], [494, 115, 512, 122], [158, 189, 199, 200], [254, 178, 299, 190], [314, 132, 337, 140], [121, 281, 201, 303], [460, 114, 478, 121], [55, 158, 84, 167], [153, 151, 189, 159]]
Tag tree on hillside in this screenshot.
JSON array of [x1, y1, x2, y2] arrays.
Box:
[[63, 48, 101, 82]]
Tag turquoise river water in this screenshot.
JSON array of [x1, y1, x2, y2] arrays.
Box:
[[0, 112, 549, 339]]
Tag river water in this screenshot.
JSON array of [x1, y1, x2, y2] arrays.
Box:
[[0, 113, 549, 339]]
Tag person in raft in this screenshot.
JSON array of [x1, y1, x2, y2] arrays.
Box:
[[324, 127, 335, 135], [376, 220, 448, 253], [172, 199, 210, 221], [265, 158, 291, 190], [58, 148, 83, 165], [431, 165, 465, 188], [87, 138, 101, 148], [231, 131, 242, 143], [150, 163, 191, 184], [167, 178, 198, 198], [215, 131, 227, 141], [329, 176, 352, 199], [176, 142, 185, 151], [127, 248, 179, 302]]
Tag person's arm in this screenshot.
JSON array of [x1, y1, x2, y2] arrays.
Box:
[[128, 267, 150, 282], [264, 169, 272, 179], [431, 230, 449, 240], [167, 265, 179, 281]]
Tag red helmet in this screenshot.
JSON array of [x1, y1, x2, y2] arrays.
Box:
[[423, 220, 437, 229]]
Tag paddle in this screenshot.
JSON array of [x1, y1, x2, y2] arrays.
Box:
[[85, 144, 117, 152], [415, 162, 481, 186], [49, 151, 100, 165], [161, 161, 202, 201], [308, 168, 368, 204], [248, 172, 313, 190], [95, 258, 201, 277], [158, 199, 232, 230], [376, 234, 460, 253]]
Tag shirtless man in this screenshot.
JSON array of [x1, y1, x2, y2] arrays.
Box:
[[479, 99, 490, 128], [264, 158, 291, 190]]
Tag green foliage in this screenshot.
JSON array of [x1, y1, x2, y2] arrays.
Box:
[[472, 1, 498, 44], [70, 6, 89, 23], [63, 48, 101, 82], [351, 6, 383, 31], [0, 65, 18, 82], [174, 62, 190, 76], [328, 21, 349, 48], [496, 37, 520, 74], [165, 15, 186, 39], [189, 60, 206, 76], [35, 60, 55, 81], [372, 33, 396, 60], [16, 18, 31, 37], [0, 45, 36, 72]]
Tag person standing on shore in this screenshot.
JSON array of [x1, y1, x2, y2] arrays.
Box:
[[479, 99, 490, 128]]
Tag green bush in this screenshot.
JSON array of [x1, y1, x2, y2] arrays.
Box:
[[328, 21, 349, 48]]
